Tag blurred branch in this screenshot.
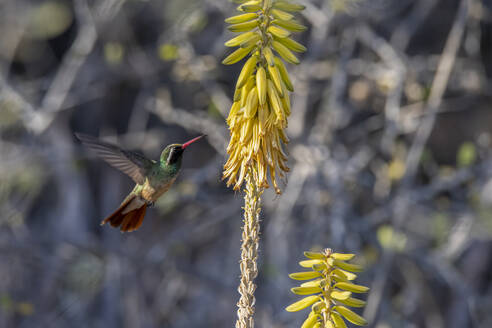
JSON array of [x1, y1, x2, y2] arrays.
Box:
[[364, 1, 471, 324], [40, 0, 96, 114], [402, 0, 470, 190], [390, 0, 439, 50], [0, 0, 124, 134], [149, 94, 228, 155], [357, 24, 407, 154]]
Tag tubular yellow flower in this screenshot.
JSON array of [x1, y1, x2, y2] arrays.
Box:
[[286, 248, 370, 328], [223, 0, 306, 194]]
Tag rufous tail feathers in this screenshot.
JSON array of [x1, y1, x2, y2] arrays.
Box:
[[101, 195, 147, 232]]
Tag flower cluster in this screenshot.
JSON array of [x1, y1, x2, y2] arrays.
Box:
[[286, 248, 369, 328], [222, 0, 306, 194]]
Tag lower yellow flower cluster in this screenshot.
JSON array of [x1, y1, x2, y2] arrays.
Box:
[[286, 248, 369, 328]]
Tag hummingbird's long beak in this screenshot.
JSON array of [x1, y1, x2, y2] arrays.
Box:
[[182, 135, 206, 149]]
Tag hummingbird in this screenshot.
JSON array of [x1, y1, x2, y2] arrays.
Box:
[[75, 133, 205, 232]]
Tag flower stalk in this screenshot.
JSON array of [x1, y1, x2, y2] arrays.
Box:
[[236, 168, 263, 328], [222, 1, 306, 327]]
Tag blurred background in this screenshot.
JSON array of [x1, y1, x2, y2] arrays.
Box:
[[1, 0, 492, 327]]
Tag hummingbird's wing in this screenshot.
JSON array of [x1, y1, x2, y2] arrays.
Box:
[[75, 133, 155, 185]]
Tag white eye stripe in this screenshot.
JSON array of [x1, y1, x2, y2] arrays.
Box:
[[166, 146, 183, 164], [167, 148, 174, 163]]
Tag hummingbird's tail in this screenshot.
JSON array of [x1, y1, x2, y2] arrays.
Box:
[[101, 195, 147, 232]]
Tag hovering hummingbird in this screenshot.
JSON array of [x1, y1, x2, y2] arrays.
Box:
[[75, 133, 205, 232]]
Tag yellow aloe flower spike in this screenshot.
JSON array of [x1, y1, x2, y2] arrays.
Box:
[[222, 2, 306, 327], [286, 248, 370, 327], [222, 0, 306, 194]]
